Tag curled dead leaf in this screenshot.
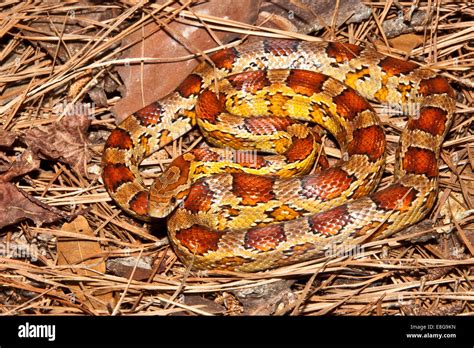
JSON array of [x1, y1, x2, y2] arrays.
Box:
[[0, 138, 65, 229], [0, 149, 40, 182], [21, 114, 91, 177], [58, 215, 114, 310], [0, 182, 66, 228]]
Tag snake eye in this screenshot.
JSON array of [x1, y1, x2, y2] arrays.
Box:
[[170, 197, 177, 204]]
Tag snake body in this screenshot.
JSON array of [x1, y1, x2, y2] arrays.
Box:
[[102, 39, 455, 272]]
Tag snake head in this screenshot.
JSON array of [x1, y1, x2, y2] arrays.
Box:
[[148, 156, 193, 218], [148, 188, 185, 218]]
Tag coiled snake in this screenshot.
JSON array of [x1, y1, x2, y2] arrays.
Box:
[[102, 39, 456, 272]]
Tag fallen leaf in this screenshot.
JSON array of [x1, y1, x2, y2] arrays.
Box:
[[259, 0, 372, 33], [88, 86, 109, 108], [389, 33, 425, 54], [107, 256, 153, 281], [0, 140, 65, 229], [440, 192, 470, 224], [231, 279, 296, 315], [0, 129, 16, 147], [0, 182, 65, 228], [21, 114, 91, 177], [382, 10, 428, 38], [58, 215, 114, 310], [0, 150, 40, 182], [181, 295, 226, 315], [112, 0, 260, 121]]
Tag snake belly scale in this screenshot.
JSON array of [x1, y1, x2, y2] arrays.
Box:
[[102, 39, 456, 272]]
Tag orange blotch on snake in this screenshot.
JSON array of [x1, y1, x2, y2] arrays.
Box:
[[285, 133, 315, 162], [308, 205, 352, 236], [196, 90, 226, 124], [209, 47, 239, 70], [177, 74, 202, 98], [183, 180, 213, 213], [134, 102, 163, 126], [326, 42, 363, 63], [402, 147, 438, 177], [286, 70, 328, 96], [347, 125, 386, 161], [128, 191, 149, 216], [244, 224, 286, 252], [232, 173, 275, 206], [371, 184, 418, 211], [418, 77, 455, 98], [227, 70, 270, 93], [316, 154, 330, 170], [103, 164, 135, 192], [379, 56, 418, 76], [192, 148, 221, 162], [408, 107, 447, 136], [105, 129, 133, 150], [301, 168, 355, 201], [244, 116, 294, 135], [175, 225, 224, 255], [333, 89, 372, 120]]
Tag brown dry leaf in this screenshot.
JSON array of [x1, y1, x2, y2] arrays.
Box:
[[0, 149, 40, 182], [259, 0, 372, 33], [389, 33, 425, 54], [440, 192, 470, 224], [58, 215, 114, 310], [21, 114, 91, 177], [106, 256, 153, 281], [382, 10, 428, 38], [0, 129, 16, 147], [231, 280, 296, 315], [0, 143, 65, 228], [112, 0, 260, 121], [182, 295, 226, 315], [0, 182, 65, 228]]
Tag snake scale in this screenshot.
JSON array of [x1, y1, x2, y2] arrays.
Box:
[[102, 39, 456, 272]]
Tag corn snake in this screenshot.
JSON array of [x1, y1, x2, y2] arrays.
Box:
[[102, 39, 456, 272]]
